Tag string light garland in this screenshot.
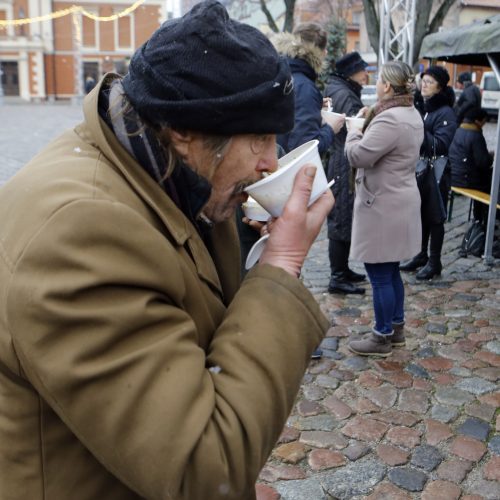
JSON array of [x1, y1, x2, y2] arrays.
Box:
[[0, 0, 147, 26]]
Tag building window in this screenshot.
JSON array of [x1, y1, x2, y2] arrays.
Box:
[[352, 11, 361, 26]]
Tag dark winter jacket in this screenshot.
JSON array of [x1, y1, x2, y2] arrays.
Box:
[[323, 74, 364, 241], [454, 81, 481, 124], [449, 123, 493, 190], [273, 33, 334, 155], [420, 88, 457, 158]]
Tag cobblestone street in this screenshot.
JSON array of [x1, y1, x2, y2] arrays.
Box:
[[1, 103, 499, 499]]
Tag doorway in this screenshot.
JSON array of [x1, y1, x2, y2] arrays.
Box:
[[1, 62, 20, 96]]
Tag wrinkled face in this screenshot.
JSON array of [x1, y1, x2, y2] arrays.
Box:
[[349, 69, 368, 87], [184, 134, 278, 223], [421, 75, 440, 98]]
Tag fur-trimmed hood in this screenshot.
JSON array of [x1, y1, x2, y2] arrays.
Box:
[[271, 32, 325, 76]]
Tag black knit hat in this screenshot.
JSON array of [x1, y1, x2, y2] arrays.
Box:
[[458, 71, 472, 84], [122, 0, 294, 135], [423, 66, 450, 89], [335, 51, 368, 78]]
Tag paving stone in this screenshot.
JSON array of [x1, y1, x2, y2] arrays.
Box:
[[388, 467, 428, 491], [421, 480, 461, 500], [354, 396, 381, 414], [450, 435, 487, 461], [320, 457, 386, 499], [308, 359, 335, 375], [425, 419, 453, 445], [485, 340, 500, 354], [479, 392, 500, 407], [376, 444, 410, 466], [398, 388, 429, 413], [413, 378, 433, 391], [461, 496, 484, 500], [366, 481, 412, 500], [340, 416, 389, 442], [455, 377, 498, 395], [297, 399, 322, 417], [474, 351, 500, 367], [474, 367, 500, 381], [372, 410, 420, 427], [411, 445, 443, 471], [327, 368, 355, 381], [427, 323, 448, 334], [450, 366, 473, 377], [483, 456, 500, 481], [373, 359, 405, 373], [319, 337, 338, 351], [308, 449, 346, 470], [466, 475, 500, 499], [255, 483, 280, 500], [357, 370, 383, 388], [259, 464, 307, 482], [299, 431, 348, 450], [322, 395, 352, 420], [342, 356, 370, 371], [295, 415, 337, 432], [434, 372, 459, 385], [437, 459, 473, 482], [342, 441, 370, 461], [457, 417, 491, 441], [274, 477, 327, 500], [419, 356, 454, 371], [416, 347, 437, 358], [386, 426, 421, 448], [273, 442, 307, 464], [316, 374, 340, 389], [366, 384, 398, 409], [465, 402, 497, 422], [302, 384, 326, 401], [382, 371, 413, 388], [431, 404, 459, 423], [435, 386, 475, 406], [488, 436, 500, 455], [278, 426, 300, 444], [405, 363, 431, 379]]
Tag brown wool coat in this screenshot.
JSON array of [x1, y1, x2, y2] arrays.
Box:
[[0, 79, 329, 499], [345, 105, 424, 263]]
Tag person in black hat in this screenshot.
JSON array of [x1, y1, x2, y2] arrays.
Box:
[[0, 2, 334, 498], [454, 70, 481, 124], [323, 51, 369, 295], [400, 65, 457, 279]]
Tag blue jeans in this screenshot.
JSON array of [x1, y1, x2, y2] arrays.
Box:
[[364, 262, 405, 335]]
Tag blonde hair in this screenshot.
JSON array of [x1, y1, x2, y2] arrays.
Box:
[[379, 61, 415, 96]]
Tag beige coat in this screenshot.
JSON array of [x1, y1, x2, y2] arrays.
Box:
[[345, 105, 424, 263], [0, 80, 329, 499]]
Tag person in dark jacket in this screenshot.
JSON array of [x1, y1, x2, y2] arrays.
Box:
[[454, 71, 481, 124], [273, 24, 344, 155], [449, 107, 493, 225], [323, 51, 369, 294], [400, 65, 457, 279]]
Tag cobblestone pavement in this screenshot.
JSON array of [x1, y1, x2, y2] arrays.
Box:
[[1, 104, 499, 500]]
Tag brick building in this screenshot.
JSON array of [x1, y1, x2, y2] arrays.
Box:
[[0, 0, 166, 100]]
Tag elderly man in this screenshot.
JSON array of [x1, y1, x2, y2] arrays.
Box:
[[0, 2, 333, 499], [454, 70, 481, 124]]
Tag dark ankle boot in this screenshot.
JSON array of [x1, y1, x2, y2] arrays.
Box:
[[416, 259, 442, 280], [391, 322, 406, 347], [328, 273, 365, 294], [399, 251, 428, 272], [345, 268, 366, 282], [348, 330, 392, 357]]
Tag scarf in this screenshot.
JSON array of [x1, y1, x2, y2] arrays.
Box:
[[362, 93, 415, 133], [99, 79, 213, 237]]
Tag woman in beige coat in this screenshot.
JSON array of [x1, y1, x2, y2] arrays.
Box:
[[345, 61, 424, 357]]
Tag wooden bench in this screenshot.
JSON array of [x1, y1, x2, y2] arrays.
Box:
[[448, 186, 500, 222]]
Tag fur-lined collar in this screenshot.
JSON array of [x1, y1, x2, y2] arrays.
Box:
[[423, 87, 455, 113], [271, 32, 325, 76]]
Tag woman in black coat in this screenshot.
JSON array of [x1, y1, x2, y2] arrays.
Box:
[[400, 66, 457, 279], [323, 52, 369, 294]]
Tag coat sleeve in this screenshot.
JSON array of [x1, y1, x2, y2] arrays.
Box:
[[8, 199, 329, 500], [345, 115, 399, 169], [288, 80, 334, 155], [471, 132, 494, 172]]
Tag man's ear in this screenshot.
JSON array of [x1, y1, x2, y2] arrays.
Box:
[[169, 129, 195, 158]]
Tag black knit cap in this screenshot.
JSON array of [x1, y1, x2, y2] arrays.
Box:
[[335, 51, 368, 78], [423, 66, 450, 89], [458, 71, 472, 84], [122, 0, 294, 135]]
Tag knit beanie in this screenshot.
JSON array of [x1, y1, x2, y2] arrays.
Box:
[[335, 52, 368, 78], [458, 71, 472, 84], [423, 66, 450, 89], [122, 0, 294, 135]]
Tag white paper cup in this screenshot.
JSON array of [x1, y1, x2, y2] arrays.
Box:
[[244, 140, 329, 218], [241, 197, 271, 222], [345, 116, 365, 131]]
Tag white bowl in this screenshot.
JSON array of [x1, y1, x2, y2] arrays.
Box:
[[345, 116, 365, 131], [321, 110, 344, 119], [241, 197, 271, 222], [244, 140, 328, 218]]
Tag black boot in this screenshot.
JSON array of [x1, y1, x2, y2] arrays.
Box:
[[328, 273, 366, 294], [416, 258, 442, 280], [345, 268, 366, 282], [399, 251, 428, 271]]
